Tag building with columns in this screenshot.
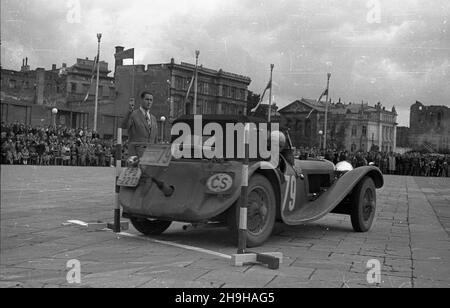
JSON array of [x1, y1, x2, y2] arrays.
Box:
[[279, 98, 398, 153]]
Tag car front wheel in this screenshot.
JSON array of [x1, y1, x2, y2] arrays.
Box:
[[351, 176, 376, 232], [130, 218, 172, 235], [227, 174, 276, 248]]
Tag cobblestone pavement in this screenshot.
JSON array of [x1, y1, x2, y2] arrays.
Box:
[[1, 166, 449, 288]]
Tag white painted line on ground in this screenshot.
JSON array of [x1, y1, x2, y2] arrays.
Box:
[[118, 232, 232, 260], [65, 220, 89, 227], [63, 219, 232, 260]]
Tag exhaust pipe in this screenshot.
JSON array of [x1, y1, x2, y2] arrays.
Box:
[[151, 178, 174, 197]]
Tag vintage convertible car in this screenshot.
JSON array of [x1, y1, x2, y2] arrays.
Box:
[[118, 115, 383, 247]]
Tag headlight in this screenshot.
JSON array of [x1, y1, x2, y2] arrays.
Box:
[[335, 161, 354, 172], [126, 156, 140, 167]]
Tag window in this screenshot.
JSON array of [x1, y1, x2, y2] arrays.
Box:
[[9, 79, 17, 89], [103, 86, 109, 98], [185, 102, 192, 115], [71, 83, 77, 93], [296, 121, 303, 136], [362, 126, 367, 137], [204, 83, 209, 95], [230, 104, 237, 115], [352, 126, 357, 136], [175, 77, 183, 90], [231, 87, 236, 99], [222, 85, 228, 97], [110, 87, 115, 99]]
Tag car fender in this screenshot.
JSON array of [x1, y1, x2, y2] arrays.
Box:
[[248, 161, 284, 218], [281, 166, 383, 225]]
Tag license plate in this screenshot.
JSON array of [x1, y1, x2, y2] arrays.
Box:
[[117, 167, 142, 187]]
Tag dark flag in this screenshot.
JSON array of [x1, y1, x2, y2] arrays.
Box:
[[114, 48, 135, 60], [251, 80, 272, 113], [316, 88, 328, 104]]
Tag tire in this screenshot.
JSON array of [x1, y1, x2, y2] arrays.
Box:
[[227, 174, 276, 248], [130, 218, 172, 235], [351, 176, 376, 232]]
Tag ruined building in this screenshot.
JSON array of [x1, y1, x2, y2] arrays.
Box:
[[409, 101, 450, 153]]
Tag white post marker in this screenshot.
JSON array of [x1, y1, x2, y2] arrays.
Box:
[[106, 127, 129, 233], [232, 123, 283, 270]]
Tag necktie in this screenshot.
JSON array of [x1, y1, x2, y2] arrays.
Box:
[[145, 113, 152, 128]]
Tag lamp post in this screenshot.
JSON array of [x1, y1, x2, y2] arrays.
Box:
[[94, 33, 102, 132], [166, 79, 173, 121], [323, 72, 331, 150], [193, 50, 200, 115], [160, 116, 166, 143], [318, 130, 323, 151], [52, 108, 58, 129]]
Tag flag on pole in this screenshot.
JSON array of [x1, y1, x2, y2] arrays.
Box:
[[114, 48, 135, 61], [250, 80, 272, 113], [82, 55, 99, 103], [316, 88, 328, 104], [185, 73, 195, 101], [306, 108, 315, 119]]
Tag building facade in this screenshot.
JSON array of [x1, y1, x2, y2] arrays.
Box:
[[280, 98, 398, 153], [409, 101, 450, 153], [1, 58, 67, 127], [114, 48, 252, 141], [64, 57, 117, 138], [1, 57, 117, 138]]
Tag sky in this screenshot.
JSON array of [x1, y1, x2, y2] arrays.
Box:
[[1, 0, 450, 126]]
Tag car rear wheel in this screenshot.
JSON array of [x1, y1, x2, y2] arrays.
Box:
[[130, 218, 172, 235], [227, 174, 276, 248], [351, 176, 376, 232]]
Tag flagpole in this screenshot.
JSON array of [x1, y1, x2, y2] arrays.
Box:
[[323, 73, 331, 150], [131, 56, 135, 102], [94, 33, 102, 132], [193, 50, 200, 115], [268, 64, 274, 122]]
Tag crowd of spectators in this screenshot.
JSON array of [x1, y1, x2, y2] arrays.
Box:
[[2, 122, 449, 177], [295, 147, 450, 177], [1, 122, 128, 167]]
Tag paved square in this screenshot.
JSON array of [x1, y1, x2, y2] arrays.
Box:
[[1, 166, 449, 288]]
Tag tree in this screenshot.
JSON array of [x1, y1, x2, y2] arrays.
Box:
[[246, 91, 266, 118], [247, 91, 260, 112]]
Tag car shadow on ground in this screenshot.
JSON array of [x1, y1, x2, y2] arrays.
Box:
[[127, 219, 355, 251]]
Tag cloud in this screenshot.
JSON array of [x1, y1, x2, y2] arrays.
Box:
[[1, 0, 449, 126]]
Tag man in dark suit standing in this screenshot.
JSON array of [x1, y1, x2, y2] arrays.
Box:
[[121, 91, 158, 157]]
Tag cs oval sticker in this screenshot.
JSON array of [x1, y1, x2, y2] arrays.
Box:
[[207, 174, 233, 193]]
